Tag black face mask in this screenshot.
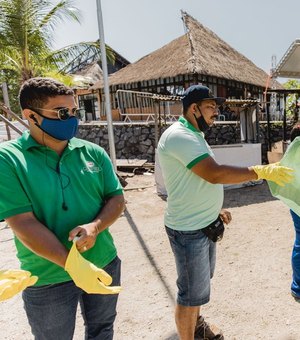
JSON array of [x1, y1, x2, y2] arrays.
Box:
[[193, 105, 210, 132]]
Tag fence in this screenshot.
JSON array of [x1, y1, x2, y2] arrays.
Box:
[[115, 90, 181, 123], [0, 103, 28, 142]]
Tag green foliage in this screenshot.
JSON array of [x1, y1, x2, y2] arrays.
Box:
[[0, 0, 114, 114], [283, 79, 300, 122]]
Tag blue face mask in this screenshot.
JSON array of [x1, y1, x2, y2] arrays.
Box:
[[39, 116, 79, 141]]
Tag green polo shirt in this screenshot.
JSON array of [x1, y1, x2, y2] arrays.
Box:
[[0, 131, 123, 285], [157, 116, 223, 231]]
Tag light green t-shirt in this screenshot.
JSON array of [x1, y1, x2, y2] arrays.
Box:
[[0, 131, 123, 285], [157, 116, 223, 231]]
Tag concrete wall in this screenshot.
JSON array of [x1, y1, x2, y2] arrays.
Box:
[[211, 143, 262, 167]]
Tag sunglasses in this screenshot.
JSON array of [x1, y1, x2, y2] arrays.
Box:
[[29, 107, 85, 121]]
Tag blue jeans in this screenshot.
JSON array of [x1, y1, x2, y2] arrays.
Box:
[[290, 210, 300, 297], [22, 256, 121, 340], [165, 226, 216, 306]]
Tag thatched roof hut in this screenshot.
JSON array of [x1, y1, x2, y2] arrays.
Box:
[[72, 62, 103, 86], [90, 11, 282, 95], [182, 12, 270, 87], [91, 34, 190, 88]]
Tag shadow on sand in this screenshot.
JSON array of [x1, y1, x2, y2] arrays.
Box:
[[157, 181, 277, 209], [223, 181, 277, 209], [124, 208, 175, 306]]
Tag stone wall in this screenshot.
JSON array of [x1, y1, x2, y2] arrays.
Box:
[[77, 121, 292, 164], [77, 124, 156, 161]]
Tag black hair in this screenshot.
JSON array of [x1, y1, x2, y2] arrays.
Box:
[[19, 77, 74, 110]]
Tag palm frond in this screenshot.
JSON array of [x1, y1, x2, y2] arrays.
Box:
[[36, 0, 81, 35], [47, 42, 115, 71]]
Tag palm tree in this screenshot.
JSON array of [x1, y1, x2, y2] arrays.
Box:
[[284, 79, 300, 123], [0, 0, 113, 83]]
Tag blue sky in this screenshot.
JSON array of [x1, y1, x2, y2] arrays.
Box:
[[53, 0, 300, 75]]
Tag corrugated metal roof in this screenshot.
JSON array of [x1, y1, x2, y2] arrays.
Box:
[[273, 39, 300, 78]]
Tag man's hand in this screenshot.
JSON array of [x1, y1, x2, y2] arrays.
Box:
[[219, 209, 232, 224], [65, 242, 121, 295], [0, 269, 38, 301], [251, 163, 294, 186], [68, 222, 99, 253]]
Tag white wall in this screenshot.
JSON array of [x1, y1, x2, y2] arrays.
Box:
[[211, 143, 261, 167]]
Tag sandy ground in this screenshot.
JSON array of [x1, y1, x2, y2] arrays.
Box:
[[1, 174, 300, 340]]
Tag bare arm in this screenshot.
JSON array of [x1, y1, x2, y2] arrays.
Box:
[[191, 156, 257, 184], [5, 212, 68, 268], [69, 194, 125, 252]]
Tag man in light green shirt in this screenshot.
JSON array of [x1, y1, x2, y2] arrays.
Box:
[[158, 84, 294, 340], [158, 115, 223, 231]]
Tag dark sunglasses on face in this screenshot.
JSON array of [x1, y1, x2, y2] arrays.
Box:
[[29, 107, 85, 121]]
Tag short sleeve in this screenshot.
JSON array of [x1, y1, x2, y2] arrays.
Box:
[[165, 128, 210, 168], [0, 155, 32, 220], [99, 150, 123, 198]]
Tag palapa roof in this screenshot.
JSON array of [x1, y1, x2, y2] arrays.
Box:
[[91, 12, 281, 90], [90, 34, 190, 90]]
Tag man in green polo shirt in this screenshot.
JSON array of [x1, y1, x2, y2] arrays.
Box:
[[157, 85, 294, 340], [0, 77, 125, 339]]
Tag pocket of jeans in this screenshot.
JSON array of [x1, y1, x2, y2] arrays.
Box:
[[165, 226, 175, 241], [177, 229, 202, 239], [103, 256, 121, 285], [25, 283, 58, 291], [25, 280, 73, 292]]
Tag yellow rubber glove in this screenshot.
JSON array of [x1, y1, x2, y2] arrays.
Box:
[[65, 242, 121, 294], [251, 163, 294, 186], [0, 269, 38, 301]]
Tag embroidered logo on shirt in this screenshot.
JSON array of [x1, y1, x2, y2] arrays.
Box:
[[81, 161, 100, 173]]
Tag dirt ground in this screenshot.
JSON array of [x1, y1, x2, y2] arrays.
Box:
[[1, 174, 300, 340]]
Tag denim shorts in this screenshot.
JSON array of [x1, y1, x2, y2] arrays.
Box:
[[22, 256, 121, 340], [165, 226, 216, 306]]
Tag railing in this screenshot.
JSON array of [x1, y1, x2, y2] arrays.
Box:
[[0, 103, 29, 141], [116, 90, 181, 123]]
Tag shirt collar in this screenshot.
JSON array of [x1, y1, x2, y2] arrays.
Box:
[[21, 131, 40, 150], [178, 116, 204, 136], [21, 130, 85, 151], [67, 137, 85, 150]]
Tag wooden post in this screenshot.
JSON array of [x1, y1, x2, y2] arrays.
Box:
[[266, 98, 271, 152], [1, 82, 10, 109], [283, 94, 287, 142], [255, 103, 260, 143], [1, 82, 11, 140]]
